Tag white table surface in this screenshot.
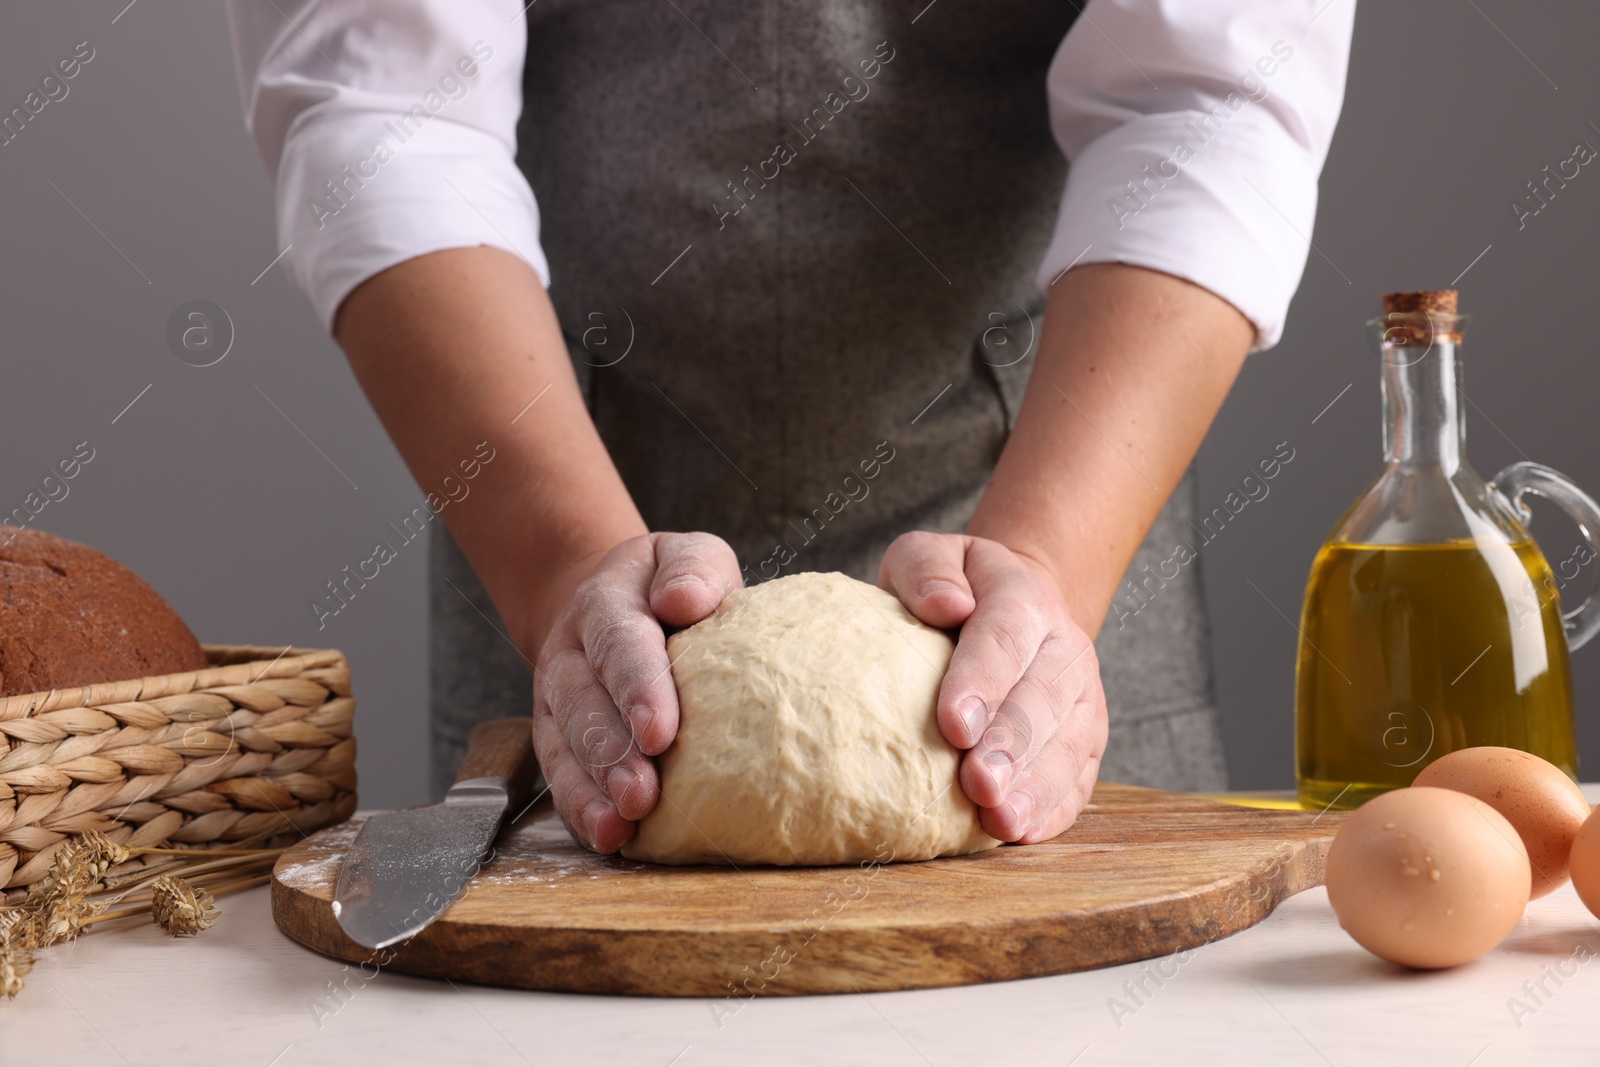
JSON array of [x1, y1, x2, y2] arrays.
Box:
[[7, 790, 1600, 1067]]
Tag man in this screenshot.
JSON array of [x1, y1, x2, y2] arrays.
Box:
[[227, 0, 1353, 851]]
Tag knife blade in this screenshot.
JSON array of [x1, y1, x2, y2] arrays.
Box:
[[334, 717, 542, 950]]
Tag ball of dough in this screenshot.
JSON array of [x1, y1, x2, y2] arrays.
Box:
[[622, 571, 999, 866]]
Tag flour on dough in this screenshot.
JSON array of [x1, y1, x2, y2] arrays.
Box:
[[622, 571, 1000, 866]]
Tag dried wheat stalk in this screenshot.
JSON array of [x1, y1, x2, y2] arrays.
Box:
[[150, 876, 220, 936], [0, 908, 38, 1000], [0, 828, 285, 999]]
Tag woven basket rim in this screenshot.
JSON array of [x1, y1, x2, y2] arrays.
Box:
[[0, 642, 355, 896], [0, 644, 347, 722]]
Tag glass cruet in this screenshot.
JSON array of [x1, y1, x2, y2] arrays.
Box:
[[1295, 289, 1600, 810]]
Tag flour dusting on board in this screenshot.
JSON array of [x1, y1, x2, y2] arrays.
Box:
[[274, 810, 642, 892], [471, 811, 640, 886], [275, 818, 363, 891]]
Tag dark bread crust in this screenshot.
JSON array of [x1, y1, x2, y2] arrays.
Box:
[[0, 528, 207, 696]]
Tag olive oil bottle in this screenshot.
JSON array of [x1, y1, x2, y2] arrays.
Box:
[[1295, 290, 1600, 810]]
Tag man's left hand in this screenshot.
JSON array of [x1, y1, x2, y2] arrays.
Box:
[[878, 532, 1108, 843]]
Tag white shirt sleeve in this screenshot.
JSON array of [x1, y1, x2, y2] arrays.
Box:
[[225, 0, 549, 334], [1037, 0, 1355, 351]]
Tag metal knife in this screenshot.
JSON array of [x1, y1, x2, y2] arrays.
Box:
[[334, 717, 542, 950]]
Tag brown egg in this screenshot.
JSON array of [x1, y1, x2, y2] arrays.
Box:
[[1412, 746, 1590, 897], [1326, 787, 1530, 969], [1567, 806, 1600, 919]]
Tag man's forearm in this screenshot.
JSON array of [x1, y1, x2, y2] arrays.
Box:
[[334, 246, 646, 654], [967, 263, 1253, 637]]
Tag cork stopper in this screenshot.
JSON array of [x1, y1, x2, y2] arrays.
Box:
[[1378, 289, 1462, 345], [1383, 290, 1458, 316]]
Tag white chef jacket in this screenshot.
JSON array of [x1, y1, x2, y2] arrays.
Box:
[[225, 0, 1354, 350]]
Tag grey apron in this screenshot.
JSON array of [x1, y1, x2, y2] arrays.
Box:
[[429, 0, 1229, 798]]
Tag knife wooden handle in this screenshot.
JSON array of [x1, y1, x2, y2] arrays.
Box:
[[456, 717, 541, 812]]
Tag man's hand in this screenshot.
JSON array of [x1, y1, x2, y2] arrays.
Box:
[[878, 532, 1108, 843], [531, 532, 742, 853]]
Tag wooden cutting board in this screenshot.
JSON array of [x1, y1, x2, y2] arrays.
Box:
[[271, 783, 1346, 996]]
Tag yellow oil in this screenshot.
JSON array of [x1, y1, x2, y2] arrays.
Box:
[[1295, 539, 1576, 810]]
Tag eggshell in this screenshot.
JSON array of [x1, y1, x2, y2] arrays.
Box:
[[1567, 806, 1600, 920], [1325, 787, 1530, 969], [1412, 746, 1590, 897]]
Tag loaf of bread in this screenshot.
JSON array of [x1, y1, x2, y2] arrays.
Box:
[[0, 529, 207, 697]]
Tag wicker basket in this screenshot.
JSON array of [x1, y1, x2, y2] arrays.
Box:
[[0, 644, 357, 896]]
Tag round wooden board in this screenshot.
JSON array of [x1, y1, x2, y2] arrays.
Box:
[[272, 782, 1345, 996]]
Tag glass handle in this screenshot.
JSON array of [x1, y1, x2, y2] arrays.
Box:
[[1491, 461, 1600, 651]]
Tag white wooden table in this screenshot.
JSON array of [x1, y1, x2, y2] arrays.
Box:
[[7, 792, 1600, 1066]]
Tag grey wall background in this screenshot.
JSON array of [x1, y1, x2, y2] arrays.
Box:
[[2, 1, 1597, 806], [1196, 2, 1600, 788]]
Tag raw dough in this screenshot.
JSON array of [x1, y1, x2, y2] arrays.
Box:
[[623, 571, 1000, 866]]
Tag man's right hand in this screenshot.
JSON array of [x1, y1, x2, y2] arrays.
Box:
[[531, 532, 743, 854]]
